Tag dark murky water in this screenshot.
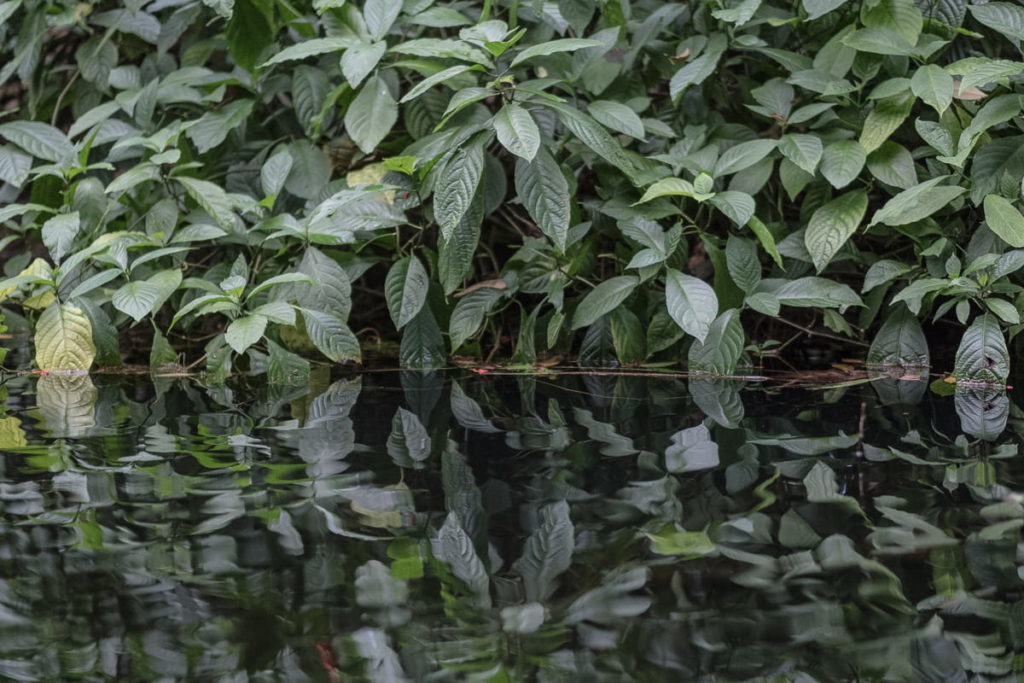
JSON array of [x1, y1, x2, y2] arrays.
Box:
[[0, 369, 1022, 681]]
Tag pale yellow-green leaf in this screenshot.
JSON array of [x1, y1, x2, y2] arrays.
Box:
[[34, 301, 96, 371]]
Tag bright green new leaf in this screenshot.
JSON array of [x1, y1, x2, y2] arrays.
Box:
[[35, 302, 96, 371]]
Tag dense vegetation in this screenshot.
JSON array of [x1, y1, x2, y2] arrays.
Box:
[[1, 0, 1023, 382]]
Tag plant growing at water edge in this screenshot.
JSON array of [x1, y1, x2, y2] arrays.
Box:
[[0, 0, 1023, 383]]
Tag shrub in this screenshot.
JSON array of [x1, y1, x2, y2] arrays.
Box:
[[0, 0, 1022, 382]]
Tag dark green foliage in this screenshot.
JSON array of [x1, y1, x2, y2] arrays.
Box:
[[0, 0, 1023, 381]]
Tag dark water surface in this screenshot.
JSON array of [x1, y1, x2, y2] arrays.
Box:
[[0, 369, 1022, 681]]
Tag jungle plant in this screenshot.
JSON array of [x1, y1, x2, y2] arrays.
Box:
[[0, 0, 1023, 384]]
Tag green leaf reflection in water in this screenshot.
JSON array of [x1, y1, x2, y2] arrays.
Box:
[[0, 372, 1022, 679]]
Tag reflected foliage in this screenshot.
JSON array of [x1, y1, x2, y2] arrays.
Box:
[[0, 372, 1023, 680]]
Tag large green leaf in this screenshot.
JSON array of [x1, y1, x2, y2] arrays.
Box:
[[385, 256, 430, 330], [820, 141, 866, 189], [449, 286, 504, 351], [776, 277, 863, 308], [510, 38, 602, 67], [867, 304, 929, 367], [664, 268, 719, 343], [302, 308, 361, 363], [436, 138, 485, 238], [35, 302, 96, 371], [344, 76, 398, 154], [493, 102, 540, 161], [572, 276, 639, 329], [804, 191, 868, 273], [225, 313, 268, 354], [870, 177, 966, 226], [0, 121, 75, 163], [515, 147, 570, 250], [687, 309, 744, 375], [954, 314, 1009, 383], [983, 194, 1024, 248], [779, 133, 823, 174]]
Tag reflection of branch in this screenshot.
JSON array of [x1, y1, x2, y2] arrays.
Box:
[[775, 316, 869, 348]]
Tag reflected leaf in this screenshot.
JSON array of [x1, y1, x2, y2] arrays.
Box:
[[645, 525, 716, 557], [512, 500, 573, 602], [0, 413, 27, 449], [688, 379, 744, 428], [572, 408, 638, 456], [386, 407, 432, 467], [664, 424, 719, 472], [356, 560, 409, 608], [34, 373, 97, 438], [450, 381, 500, 433], [501, 602, 546, 634], [431, 512, 491, 608], [954, 387, 1009, 441], [566, 567, 652, 624]]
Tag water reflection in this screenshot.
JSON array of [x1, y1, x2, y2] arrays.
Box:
[[0, 371, 1022, 680]]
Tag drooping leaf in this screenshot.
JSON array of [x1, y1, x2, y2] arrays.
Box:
[[983, 194, 1024, 248], [385, 256, 430, 330], [515, 147, 570, 250], [868, 304, 930, 367], [664, 268, 719, 343], [344, 76, 398, 154]]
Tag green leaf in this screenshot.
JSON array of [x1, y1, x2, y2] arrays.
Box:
[[748, 216, 784, 268], [986, 297, 1020, 324], [646, 527, 716, 557], [911, 65, 954, 115], [41, 212, 80, 264], [635, 177, 695, 204], [842, 28, 917, 56], [225, 313, 268, 354], [608, 306, 646, 364], [449, 287, 503, 351], [670, 53, 722, 101], [112, 280, 163, 323], [803, 0, 848, 20], [859, 93, 914, 153], [175, 177, 236, 231], [365, 0, 401, 40], [867, 304, 929, 367], [714, 139, 777, 177], [778, 133, 823, 174], [509, 38, 603, 67], [493, 102, 540, 161], [344, 76, 398, 154], [969, 3, 1024, 45], [278, 247, 352, 322], [688, 309, 744, 375], [867, 142, 917, 189], [385, 256, 430, 330], [804, 190, 868, 273], [34, 302, 96, 371], [572, 276, 638, 329], [726, 235, 761, 293], [259, 37, 356, 67], [341, 41, 387, 89], [776, 277, 863, 308], [863, 259, 913, 292], [820, 141, 866, 189], [0, 121, 75, 163], [512, 501, 574, 602], [186, 99, 255, 153], [437, 138, 485, 237], [515, 147, 570, 250], [400, 64, 472, 103], [302, 308, 361, 362], [260, 148, 293, 201], [664, 268, 719, 343], [587, 100, 646, 140], [400, 307, 446, 369], [954, 314, 1009, 383], [983, 194, 1024, 248], [870, 177, 966, 226], [708, 191, 755, 226]]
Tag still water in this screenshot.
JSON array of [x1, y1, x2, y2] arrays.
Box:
[[0, 369, 1021, 681]]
